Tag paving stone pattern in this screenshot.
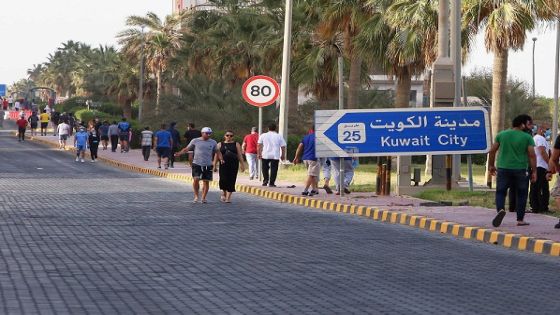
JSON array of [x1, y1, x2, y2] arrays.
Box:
[[1, 133, 560, 314]]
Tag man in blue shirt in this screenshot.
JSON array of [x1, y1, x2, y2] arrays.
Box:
[[154, 123, 173, 170], [117, 117, 131, 153], [74, 126, 89, 163], [294, 127, 320, 196]]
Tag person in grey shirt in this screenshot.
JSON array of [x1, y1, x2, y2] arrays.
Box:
[[108, 121, 120, 152], [176, 127, 223, 203]]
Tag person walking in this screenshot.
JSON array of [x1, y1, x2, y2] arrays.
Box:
[[99, 121, 110, 150], [488, 114, 537, 227], [330, 157, 355, 195], [176, 127, 222, 203], [39, 109, 49, 136], [117, 118, 131, 153], [57, 120, 71, 149], [293, 127, 320, 196], [168, 122, 181, 168], [154, 124, 173, 169], [27, 111, 39, 137], [88, 127, 100, 162], [529, 124, 551, 213], [16, 116, 28, 142], [74, 126, 89, 163], [547, 134, 560, 229], [215, 130, 245, 203], [183, 123, 202, 164], [321, 159, 334, 194], [68, 113, 76, 136], [51, 110, 60, 136], [108, 121, 119, 152], [0, 108, 4, 128], [242, 127, 259, 180], [257, 123, 286, 187], [140, 126, 154, 161]]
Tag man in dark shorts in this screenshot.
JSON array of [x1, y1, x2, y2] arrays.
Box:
[[154, 124, 173, 170], [117, 117, 131, 153], [27, 112, 39, 137], [168, 122, 181, 168], [51, 110, 60, 136], [39, 109, 50, 136], [176, 127, 222, 203], [488, 114, 537, 227]]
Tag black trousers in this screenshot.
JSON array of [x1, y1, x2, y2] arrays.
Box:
[[110, 135, 119, 152], [18, 127, 26, 141], [142, 146, 151, 161], [262, 159, 279, 185], [90, 143, 99, 160], [529, 167, 550, 212], [169, 147, 178, 166]]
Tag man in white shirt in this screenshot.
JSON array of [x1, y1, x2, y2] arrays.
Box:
[[57, 120, 71, 150], [530, 124, 551, 213], [257, 123, 286, 187]]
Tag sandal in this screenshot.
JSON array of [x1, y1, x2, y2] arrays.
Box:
[[517, 221, 530, 226]]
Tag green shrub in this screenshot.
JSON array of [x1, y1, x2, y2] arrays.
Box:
[[58, 97, 87, 113], [98, 103, 122, 116], [74, 109, 115, 123]]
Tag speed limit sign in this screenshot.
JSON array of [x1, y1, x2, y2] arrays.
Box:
[[242, 75, 280, 107]]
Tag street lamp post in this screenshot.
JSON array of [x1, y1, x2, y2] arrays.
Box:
[[337, 48, 345, 197], [532, 37, 537, 99], [278, 0, 293, 142], [138, 26, 145, 122], [554, 21, 560, 142]]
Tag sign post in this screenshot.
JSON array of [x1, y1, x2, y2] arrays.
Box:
[[316, 107, 491, 193], [242, 76, 280, 181]]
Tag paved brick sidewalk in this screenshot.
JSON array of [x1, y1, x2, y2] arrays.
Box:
[[32, 134, 560, 243]]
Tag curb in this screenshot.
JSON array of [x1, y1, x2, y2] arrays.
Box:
[[28, 136, 560, 257]]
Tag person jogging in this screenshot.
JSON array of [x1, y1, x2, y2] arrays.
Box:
[[28, 112, 39, 137], [39, 110, 49, 136], [16, 116, 28, 142], [176, 127, 222, 203], [74, 126, 89, 163], [488, 114, 537, 227]]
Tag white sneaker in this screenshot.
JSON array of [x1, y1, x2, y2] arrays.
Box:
[[80, 159, 85, 163], [90, 160, 95, 163], [75, 157, 79, 162]]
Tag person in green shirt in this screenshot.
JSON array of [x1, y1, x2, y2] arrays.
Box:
[[488, 114, 536, 227]]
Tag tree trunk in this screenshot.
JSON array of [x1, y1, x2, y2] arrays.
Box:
[[491, 48, 508, 137], [118, 96, 132, 119], [395, 72, 412, 108], [347, 56, 362, 109], [156, 69, 162, 116], [289, 83, 299, 117]]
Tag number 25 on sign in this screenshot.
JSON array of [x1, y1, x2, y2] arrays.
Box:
[[242, 76, 280, 107]]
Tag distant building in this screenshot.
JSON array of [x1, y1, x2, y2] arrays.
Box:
[[368, 72, 428, 108], [173, 0, 212, 14]]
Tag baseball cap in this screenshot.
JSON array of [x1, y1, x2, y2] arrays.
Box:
[[201, 127, 212, 134]]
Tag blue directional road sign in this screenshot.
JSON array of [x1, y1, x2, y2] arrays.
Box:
[[315, 107, 491, 157], [0, 84, 6, 96]]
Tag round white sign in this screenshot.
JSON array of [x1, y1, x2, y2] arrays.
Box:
[[242, 76, 280, 107]]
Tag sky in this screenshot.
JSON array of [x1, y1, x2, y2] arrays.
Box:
[[0, 1, 558, 98]]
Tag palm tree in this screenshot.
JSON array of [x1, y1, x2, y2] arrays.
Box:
[[463, 0, 544, 135], [117, 12, 183, 115], [320, 0, 371, 109]]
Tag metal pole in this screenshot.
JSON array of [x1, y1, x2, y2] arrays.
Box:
[[554, 20, 560, 142], [532, 37, 537, 99], [258, 107, 263, 181], [438, 0, 450, 58], [138, 26, 145, 122], [462, 76, 474, 192], [338, 55, 345, 196], [450, 0, 462, 182], [278, 0, 293, 142]]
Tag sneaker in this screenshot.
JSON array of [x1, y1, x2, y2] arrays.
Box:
[[344, 188, 351, 194], [323, 185, 333, 194], [80, 159, 85, 163], [75, 157, 79, 162], [269, 184, 277, 188], [90, 160, 95, 163], [302, 191, 309, 196], [249, 176, 254, 180], [555, 221, 560, 229], [492, 209, 506, 227], [309, 190, 319, 196], [517, 221, 530, 226], [262, 182, 268, 187]]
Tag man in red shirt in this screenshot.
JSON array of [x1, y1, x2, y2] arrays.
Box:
[[2, 98, 8, 110], [242, 127, 259, 180], [16, 116, 28, 142]]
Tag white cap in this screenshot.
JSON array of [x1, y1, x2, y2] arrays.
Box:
[[201, 127, 213, 134]]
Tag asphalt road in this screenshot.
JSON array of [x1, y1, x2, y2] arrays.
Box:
[[0, 130, 559, 315]]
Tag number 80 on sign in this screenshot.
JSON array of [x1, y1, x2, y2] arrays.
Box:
[[242, 75, 280, 107]]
